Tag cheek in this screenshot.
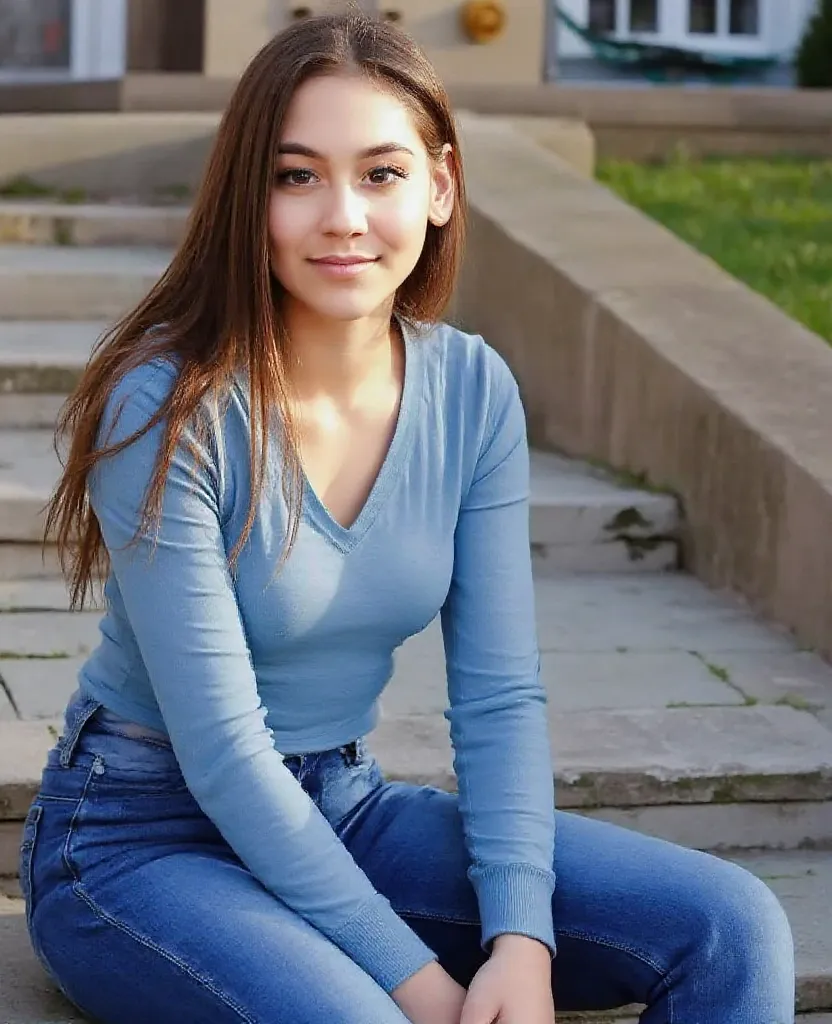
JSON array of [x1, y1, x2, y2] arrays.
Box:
[[268, 194, 305, 255], [379, 190, 432, 247]]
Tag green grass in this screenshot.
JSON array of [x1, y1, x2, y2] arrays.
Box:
[[597, 155, 832, 344]]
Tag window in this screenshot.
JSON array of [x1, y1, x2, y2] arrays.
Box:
[[0, 0, 71, 69], [729, 0, 758, 35], [629, 0, 659, 32], [588, 0, 616, 33], [689, 0, 717, 34]]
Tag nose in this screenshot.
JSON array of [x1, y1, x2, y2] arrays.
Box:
[[321, 182, 368, 237]]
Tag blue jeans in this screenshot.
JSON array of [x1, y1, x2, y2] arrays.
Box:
[[21, 694, 795, 1023]]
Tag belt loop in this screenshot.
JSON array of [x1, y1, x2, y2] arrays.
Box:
[[58, 697, 104, 768]]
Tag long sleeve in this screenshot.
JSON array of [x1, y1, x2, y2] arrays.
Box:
[[440, 355, 557, 957], [88, 364, 437, 993]]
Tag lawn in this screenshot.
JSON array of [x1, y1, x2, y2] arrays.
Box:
[[597, 155, 832, 345]]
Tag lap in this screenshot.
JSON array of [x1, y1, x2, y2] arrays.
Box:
[[341, 779, 770, 1011]]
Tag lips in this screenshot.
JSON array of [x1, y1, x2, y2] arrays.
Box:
[[310, 255, 379, 265]]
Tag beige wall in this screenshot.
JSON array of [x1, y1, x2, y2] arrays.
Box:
[[453, 113, 832, 659], [202, 0, 277, 78], [201, 0, 544, 85]]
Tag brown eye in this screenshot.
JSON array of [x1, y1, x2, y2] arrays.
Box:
[[366, 165, 409, 185], [276, 168, 316, 187]]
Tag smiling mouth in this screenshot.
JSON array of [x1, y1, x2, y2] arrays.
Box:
[[310, 256, 380, 265]]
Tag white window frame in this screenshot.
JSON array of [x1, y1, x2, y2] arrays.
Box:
[[0, 0, 125, 81], [70, 0, 127, 79], [684, 0, 767, 52], [598, 0, 772, 54]]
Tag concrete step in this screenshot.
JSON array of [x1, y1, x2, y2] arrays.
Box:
[[1, 571, 831, 866], [0, 429, 680, 576], [0, 245, 172, 320], [0, 850, 829, 1021], [0, 201, 189, 249], [0, 321, 106, 393]]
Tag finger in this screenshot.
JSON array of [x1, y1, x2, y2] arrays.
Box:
[[459, 992, 498, 1024]]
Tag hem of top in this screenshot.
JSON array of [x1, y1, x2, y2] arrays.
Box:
[[269, 704, 379, 755], [77, 680, 382, 757]]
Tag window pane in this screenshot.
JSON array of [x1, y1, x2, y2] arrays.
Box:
[[629, 0, 659, 32], [730, 0, 759, 35], [0, 0, 71, 70], [689, 0, 717, 34], [588, 0, 617, 33]]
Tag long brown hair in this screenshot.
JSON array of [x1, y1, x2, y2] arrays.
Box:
[[46, 9, 467, 610]]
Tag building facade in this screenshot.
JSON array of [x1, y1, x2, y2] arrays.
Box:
[[0, 0, 820, 86], [552, 0, 817, 82]]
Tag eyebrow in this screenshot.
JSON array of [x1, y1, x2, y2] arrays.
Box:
[[277, 141, 415, 159]]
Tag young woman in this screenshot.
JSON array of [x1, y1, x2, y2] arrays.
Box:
[[21, 11, 794, 1024]]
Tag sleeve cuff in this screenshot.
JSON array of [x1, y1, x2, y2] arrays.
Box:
[[332, 893, 438, 993], [470, 862, 557, 958]]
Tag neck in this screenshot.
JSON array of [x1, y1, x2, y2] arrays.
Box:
[[283, 302, 401, 400]]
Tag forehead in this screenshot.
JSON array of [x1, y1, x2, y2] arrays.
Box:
[[279, 74, 424, 155]]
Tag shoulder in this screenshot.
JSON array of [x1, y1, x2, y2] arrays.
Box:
[[415, 320, 522, 443], [99, 355, 180, 444], [416, 320, 519, 412]]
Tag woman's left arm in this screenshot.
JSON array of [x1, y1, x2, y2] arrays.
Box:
[[441, 351, 557, 1022], [440, 349, 557, 955]]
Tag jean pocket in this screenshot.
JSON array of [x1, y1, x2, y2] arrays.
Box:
[[19, 804, 43, 931]]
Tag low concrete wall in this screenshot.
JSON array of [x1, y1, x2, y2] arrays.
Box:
[[455, 112, 832, 657], [0, 114, 219, 198], [450, 85, 832, 160]]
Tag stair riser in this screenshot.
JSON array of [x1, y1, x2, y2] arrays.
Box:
[[0, 276, 159, 320], [0, 395, 66, 430], [532, 541, 678, 574], [0, 211, 187, 249]]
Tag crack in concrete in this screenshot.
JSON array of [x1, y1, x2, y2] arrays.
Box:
[[0, 671, 20, 719]]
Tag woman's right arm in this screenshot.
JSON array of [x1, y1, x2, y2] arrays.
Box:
[[89, 364, 446, 1005]]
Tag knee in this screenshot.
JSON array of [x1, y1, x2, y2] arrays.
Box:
[[691, 859, 794, 982]]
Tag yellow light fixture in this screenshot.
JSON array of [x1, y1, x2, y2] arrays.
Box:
[[460, 0, 506, 43]]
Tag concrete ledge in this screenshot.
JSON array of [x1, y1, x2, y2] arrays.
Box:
[[451, 84, 832, 160], [500, 117, 596, 177], [455, 112, 832, 659], [0, 114, 219, 198]]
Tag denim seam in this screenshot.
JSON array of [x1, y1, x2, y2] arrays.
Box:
[[555, 925, 673, 995], [69, 884, 257, 1024], [61, 760, 99, 885], [398, 908, 480, 927]]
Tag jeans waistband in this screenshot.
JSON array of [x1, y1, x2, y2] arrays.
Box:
[[57, 692, 363, 773]]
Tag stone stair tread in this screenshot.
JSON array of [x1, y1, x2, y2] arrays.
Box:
[[0, 848, 829, 1021], [530, 450, 675, 514], [0, 244, 173, 272], [0, 200, 189, 220], [0, 321, 108, 366]]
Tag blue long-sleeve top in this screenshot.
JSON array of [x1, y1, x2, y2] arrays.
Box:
[[79, 319, 557, 993]]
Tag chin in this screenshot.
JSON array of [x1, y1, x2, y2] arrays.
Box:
[[294, 293, 393, 323]]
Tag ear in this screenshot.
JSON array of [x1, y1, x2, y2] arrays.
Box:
[[428, 143, 455, 227]]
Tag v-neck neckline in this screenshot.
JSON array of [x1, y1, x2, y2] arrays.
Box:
[[300, 316, 423, 553]]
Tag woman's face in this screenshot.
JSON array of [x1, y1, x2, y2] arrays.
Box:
[[268, 73, 454, 325]]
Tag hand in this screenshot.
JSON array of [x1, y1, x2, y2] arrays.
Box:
[[460, 934, 555, 1024], [390, 959, 468, 1024]]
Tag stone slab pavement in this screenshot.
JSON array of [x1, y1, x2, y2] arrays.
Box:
[[0, 849, 829, 1023]]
